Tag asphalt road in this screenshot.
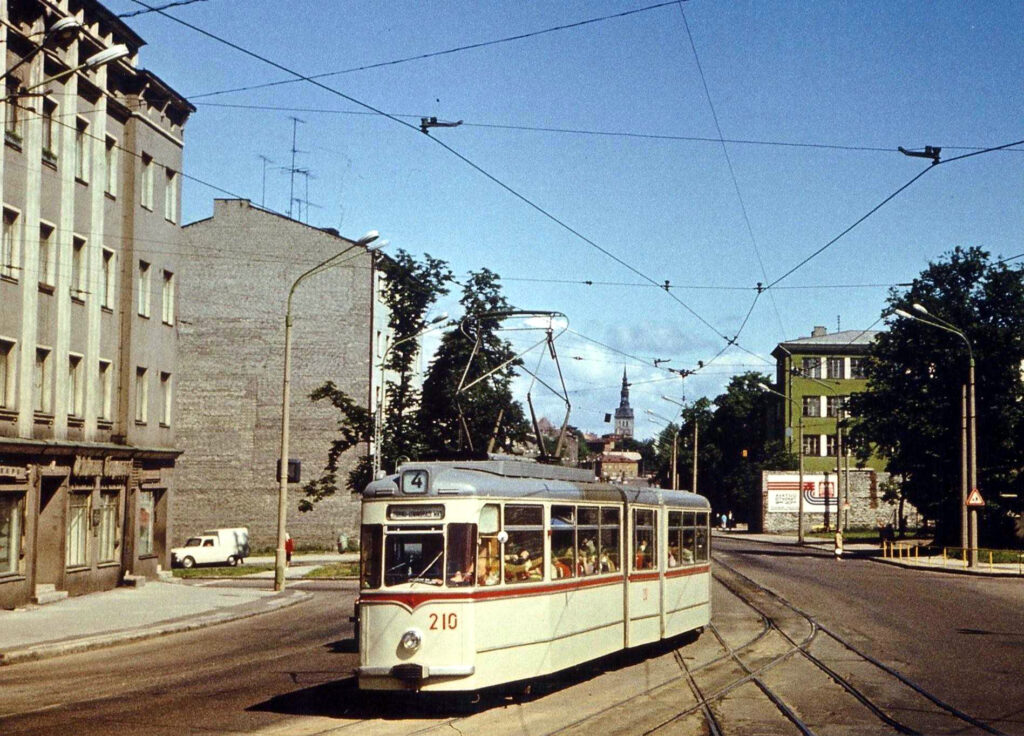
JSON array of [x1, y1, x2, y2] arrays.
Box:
[[1, 542, 1021, 735]]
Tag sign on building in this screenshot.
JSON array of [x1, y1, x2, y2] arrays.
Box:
[[766, 473, 839, 514]]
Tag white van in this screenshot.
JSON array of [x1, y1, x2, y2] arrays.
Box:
[[203, 528, 250, 563]]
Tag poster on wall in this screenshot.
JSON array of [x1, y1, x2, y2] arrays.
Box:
[[766, 474, 839, 513]]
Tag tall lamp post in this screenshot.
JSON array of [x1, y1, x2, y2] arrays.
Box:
[[645, 409, 681, 489], [276, 231, 384, 591], [759, 383, 806, 544], [661, 395, 698, 494], [371, 312, 449, 479], [895, 304, 977, 567]]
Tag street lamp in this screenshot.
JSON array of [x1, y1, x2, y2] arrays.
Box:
[[0, 17, 83, 86], [6, 44, 130, 97], [372, 312, 450, 479], [662, 395, 698, 494], [276, 230, 384, 592], [894, 305, 977, 566], [759, 382, 806, 544], [645, 409, 681, 490]]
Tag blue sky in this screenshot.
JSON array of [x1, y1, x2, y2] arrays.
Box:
[[107, 0, 1024, 438]]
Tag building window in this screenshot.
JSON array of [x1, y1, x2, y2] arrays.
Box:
[[164, 168, 178, 223], [826, 395, 846, 418], [135, 367, 148, 424], [104, 136, 118, 196], [75, 118, 89, 181], [5, 84, 22, 141], [159, 371, 172, 426], [138, 261, 150, 317], [138, 490, 155, 556], [826, 434, 838, 457], [802, 395, 821, 417], [66, 491, 91, 567], [71, 236, 86, 299], [38, 224, 54, 286], [98, 359, 112, 420], [850, 357, 867, 379], [827, 357, 844, 380], [0, 492, 25, 575], [68, 354, 83, 417], [802, 434, 821, 457], [97, 490, 119, 563], [101, 248, 115, 308], [34, 347, 52, 414], [42, 99, 57, 161], [2, 207, 21, 280], [161, 270, 174, 325], [801, 357, 821, 379], [0, 339, 14, 409], [140, 154, 153, 209]]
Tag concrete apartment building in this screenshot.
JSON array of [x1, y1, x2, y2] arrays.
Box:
[[177, 199, 385, 550], [1, 0, 192, 608]]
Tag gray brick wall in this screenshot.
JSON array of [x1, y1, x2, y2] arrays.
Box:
[[759, 469, 922, 534], [175, 200, 376, 550]]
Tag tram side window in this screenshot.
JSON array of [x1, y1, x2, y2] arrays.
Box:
[[577, 507, 599, 575], [446, 523, 476, 586], [551, 505, 575, 579], [668, 511, 684, 567], [477, 504, 501, 586], [682, 512, 697, 565], [360, 524, 382, 589], [695, 512, 710, 562], [599, 506, 620, 572], [633, 509, 657, 570], [503, 504, 544, 584]]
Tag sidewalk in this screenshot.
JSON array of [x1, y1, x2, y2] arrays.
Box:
[[0, 552, 356, 666], [720, 531, 1024, 577]]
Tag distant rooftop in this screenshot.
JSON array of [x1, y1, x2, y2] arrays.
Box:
[[773, 326, 881, 357]]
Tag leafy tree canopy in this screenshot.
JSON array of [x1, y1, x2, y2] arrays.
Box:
[[846, 246, 1024, 544], [419, 268, 530, 456]]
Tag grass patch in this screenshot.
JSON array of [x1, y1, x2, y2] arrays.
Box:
[[306, 562, 359, 579], [172, 564, 275, 578]]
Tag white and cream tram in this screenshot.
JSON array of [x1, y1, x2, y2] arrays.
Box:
[[354, 458, 711, 692]]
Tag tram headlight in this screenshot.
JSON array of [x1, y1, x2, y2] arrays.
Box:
[[400, 628, 423, 652]]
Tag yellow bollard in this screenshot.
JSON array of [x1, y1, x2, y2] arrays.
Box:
[[962, 548, 967, 567], [989, 551, 993, 570], [914, 545, 919, 560]]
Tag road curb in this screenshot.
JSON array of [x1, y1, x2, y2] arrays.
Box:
[[0, 589, 314, 667]]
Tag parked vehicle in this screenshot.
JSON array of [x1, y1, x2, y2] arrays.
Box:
[[203, 527, 250, 563], [171, 533, 243, 569]]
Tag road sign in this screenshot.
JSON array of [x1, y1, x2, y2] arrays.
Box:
[[966, 488, 985, 507]]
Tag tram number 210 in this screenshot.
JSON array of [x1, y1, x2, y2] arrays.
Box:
[[428, 612, 458, 631]]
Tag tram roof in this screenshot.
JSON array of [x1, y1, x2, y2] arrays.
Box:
[[363, 458, 710, 510]]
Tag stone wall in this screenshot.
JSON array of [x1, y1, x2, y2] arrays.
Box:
[[759, 469, 922, 534], [174, 200, 376, 550]]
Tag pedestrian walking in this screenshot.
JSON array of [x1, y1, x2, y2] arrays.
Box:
[[285, 533, 294, 566]]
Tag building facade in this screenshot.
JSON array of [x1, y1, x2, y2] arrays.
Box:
[[177, 199, 383, 550], [1, 0, 191, 608], [770, 326, 885, 474]]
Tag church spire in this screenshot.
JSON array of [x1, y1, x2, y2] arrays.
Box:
[[614, 367, 634, 438]]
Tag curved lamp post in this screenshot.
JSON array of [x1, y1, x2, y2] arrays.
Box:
[[759, 382, 806, 544], [371, 312, 450, 479], [894, 305, 977, 566], [661, 395, 699, 494], [276, 230, 384, 591], [646, 409, 681, 490]]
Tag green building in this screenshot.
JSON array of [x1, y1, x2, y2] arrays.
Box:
[[769, 326, 885, 474]]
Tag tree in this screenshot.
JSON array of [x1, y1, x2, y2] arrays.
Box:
[[419, 269, 530, 456], [299, 251, 452, 510], [702, 372, 792, 521], [846, 246, 1024, 545]]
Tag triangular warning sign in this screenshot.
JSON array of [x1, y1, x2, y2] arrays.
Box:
[[966, 488, 985, 507]]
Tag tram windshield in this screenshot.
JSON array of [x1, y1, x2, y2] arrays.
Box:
[[384, 529, 444, 586]]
